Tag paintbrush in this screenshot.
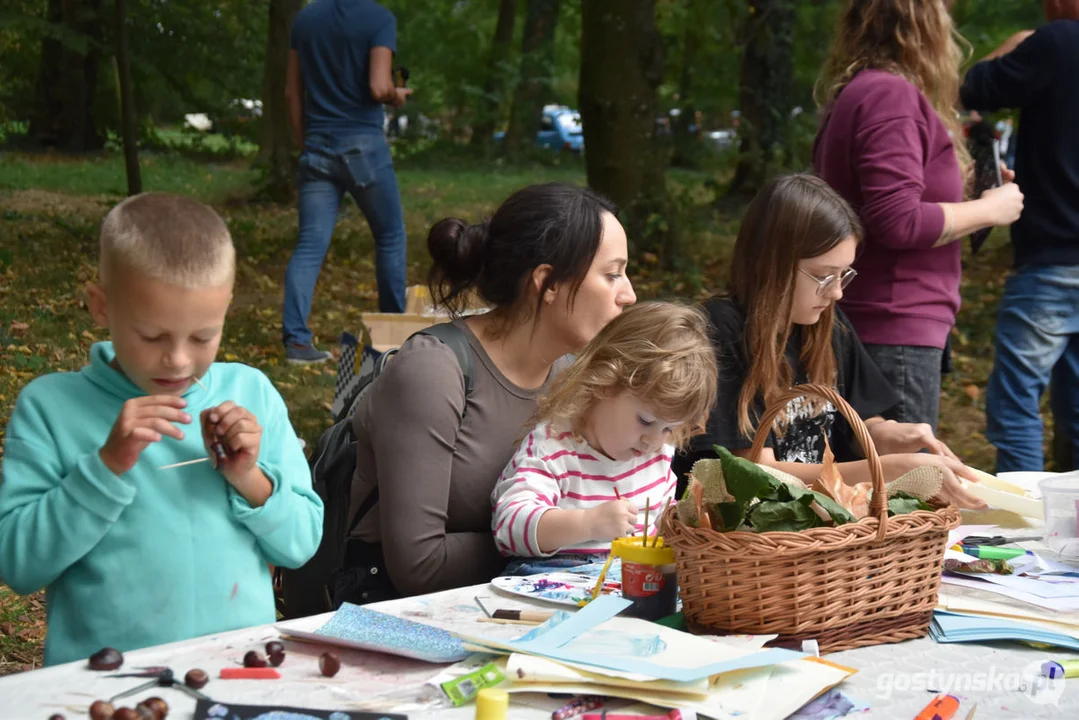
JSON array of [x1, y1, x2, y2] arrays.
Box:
[[642, 498, 650, 546], [492, 609, 553, 622], [653, 497, 672, 547]]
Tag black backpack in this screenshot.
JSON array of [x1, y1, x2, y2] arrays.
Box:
[[276, 322, 474, 619]]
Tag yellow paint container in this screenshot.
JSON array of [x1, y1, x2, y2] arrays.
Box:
[[589, 536, 677, 620]]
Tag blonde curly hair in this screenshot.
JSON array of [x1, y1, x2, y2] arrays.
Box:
[[815, 0, 972, 178], [531, 301, 718, 450]]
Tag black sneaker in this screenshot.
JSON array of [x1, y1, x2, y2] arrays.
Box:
[[286, 343, 333, 364]]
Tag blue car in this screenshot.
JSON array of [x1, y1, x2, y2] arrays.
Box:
[[494, 105, 584, 153]]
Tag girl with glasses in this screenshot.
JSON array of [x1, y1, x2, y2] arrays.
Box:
[[673, 174, 988, 510]]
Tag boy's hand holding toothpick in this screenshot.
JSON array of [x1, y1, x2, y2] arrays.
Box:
[[100, 396, 192, 476], [201, 401, 272, 507]]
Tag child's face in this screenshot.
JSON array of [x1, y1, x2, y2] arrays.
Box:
[[585, 391, 685, 463], [790, 236, 857, 326], [87, 271, 231, 396]]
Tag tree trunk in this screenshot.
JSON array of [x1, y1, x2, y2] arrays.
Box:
[[114, 0, 140, 195], [579, 0, 678, 267], [471, 0, 518, 151], [727, 0, 796, 197], [504, 0, 560, 156], [260, 0, 303, 204], [29, 0, 105, 152], [671, 0, 707, 167]]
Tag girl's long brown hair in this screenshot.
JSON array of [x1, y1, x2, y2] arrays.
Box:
[[815, 0, 972, 176], [728, 174, 863, 439]]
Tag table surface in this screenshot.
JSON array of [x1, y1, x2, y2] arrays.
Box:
[[4, 537, 1079, 719]]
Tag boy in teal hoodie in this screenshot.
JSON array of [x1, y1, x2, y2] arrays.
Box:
[[0, 193, 324, 666]]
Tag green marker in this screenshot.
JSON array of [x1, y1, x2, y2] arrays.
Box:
[[961, 545, 1031, 561]]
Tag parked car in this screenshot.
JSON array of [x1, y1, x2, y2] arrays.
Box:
[[494, 105, 584, 153]]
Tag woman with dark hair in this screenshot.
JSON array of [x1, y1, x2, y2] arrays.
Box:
[[813, 0, 1023, 429], [346, 183, 636, 599], [674, 174, 986, 509]]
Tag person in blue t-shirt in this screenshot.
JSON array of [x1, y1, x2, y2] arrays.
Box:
[[0, 193, 323, 666], [282, 0, 413, 363]]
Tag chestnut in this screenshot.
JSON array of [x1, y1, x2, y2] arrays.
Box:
[[140, 697, 168, 720], [265, 640, 285, 656], [87, 646, 124, 671], [318, 651, 340, 677], [89, 700, 115, 720], [112, 709, 139, 720], [48, 715, 65, 720], [243, 650, 267, 668], [268, 650, 285, 667], [133, 705, 154, 720], [184, 668, 209, 689]]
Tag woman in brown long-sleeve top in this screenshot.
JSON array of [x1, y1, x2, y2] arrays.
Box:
[[344, 183, 637, 600]]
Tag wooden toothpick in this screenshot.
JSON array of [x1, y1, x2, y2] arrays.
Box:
[[192, 375, 208, 390], [158, 457, 212, 470]]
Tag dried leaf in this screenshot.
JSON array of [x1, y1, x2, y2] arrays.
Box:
[[813, 432, 870, 519]]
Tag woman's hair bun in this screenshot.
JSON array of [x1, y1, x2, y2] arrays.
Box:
[[427, 217, 490, 309]]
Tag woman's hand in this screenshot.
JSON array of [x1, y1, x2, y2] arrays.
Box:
[[867, 419, 958, 459], [981, 182, 1024, 226], [881, 454, 989, 510]]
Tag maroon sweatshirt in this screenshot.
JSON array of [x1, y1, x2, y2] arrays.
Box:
[[813, 69, 963, 349]]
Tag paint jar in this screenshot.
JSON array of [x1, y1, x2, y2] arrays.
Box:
[[1039, 473, 1079, 559], [605, 536, 678, 621]]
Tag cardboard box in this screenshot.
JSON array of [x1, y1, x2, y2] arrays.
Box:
[[360, 285, 486, 352]]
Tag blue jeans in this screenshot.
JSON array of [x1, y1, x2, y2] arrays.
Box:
[[283, 132, 407, 347], [862, 344, 944, 430], [986, 265, 1079, 472]]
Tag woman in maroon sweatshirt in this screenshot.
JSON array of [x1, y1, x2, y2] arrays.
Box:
[[812, 0, 1024, 429]]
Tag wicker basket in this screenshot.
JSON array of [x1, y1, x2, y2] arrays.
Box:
[[659, 383, 961, 653]]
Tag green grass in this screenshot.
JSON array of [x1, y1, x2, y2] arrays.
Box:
[[0, 153, 259, 200]]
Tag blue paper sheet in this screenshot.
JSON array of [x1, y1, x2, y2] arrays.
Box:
[[931, 610, 1079, 651], [466, 594, 803, 683]]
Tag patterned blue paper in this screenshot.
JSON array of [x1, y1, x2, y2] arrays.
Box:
[[313, 602, 469, 663]]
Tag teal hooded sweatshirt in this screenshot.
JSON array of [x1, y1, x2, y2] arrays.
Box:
[[0, 343, 324, 665]]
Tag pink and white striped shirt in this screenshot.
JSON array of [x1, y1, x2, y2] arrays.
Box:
[[490, 423, 677, 557]]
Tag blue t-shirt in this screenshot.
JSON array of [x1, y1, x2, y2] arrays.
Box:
[[291, 0, 397, 135]]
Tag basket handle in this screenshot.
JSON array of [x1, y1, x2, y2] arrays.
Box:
[[748, 383, 888, 540]]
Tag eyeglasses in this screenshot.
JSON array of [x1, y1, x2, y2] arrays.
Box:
[[799, 267, 858, 296]]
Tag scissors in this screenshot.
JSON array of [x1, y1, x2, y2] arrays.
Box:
[[963, 534, 1042, 546]]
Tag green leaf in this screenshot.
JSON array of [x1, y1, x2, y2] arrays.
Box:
[[809, 491, 857, 526], [715, 446, 780, 504], [713, 501, 747, 531], [888, 491, 932, 517], [748, 499, 823, 533]]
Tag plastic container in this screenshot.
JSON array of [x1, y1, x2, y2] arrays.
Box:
[[474, 688, 508, 720], [592, 536, 678, 620], [1039, 473, 1079, 558]]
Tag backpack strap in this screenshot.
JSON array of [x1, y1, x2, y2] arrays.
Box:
[[346, 321, 475, 536], [414, 321, 475, 397]]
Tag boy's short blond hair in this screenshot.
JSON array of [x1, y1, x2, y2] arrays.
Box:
[[99, 192, 236, 289], [532, 301, 719, 449]]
